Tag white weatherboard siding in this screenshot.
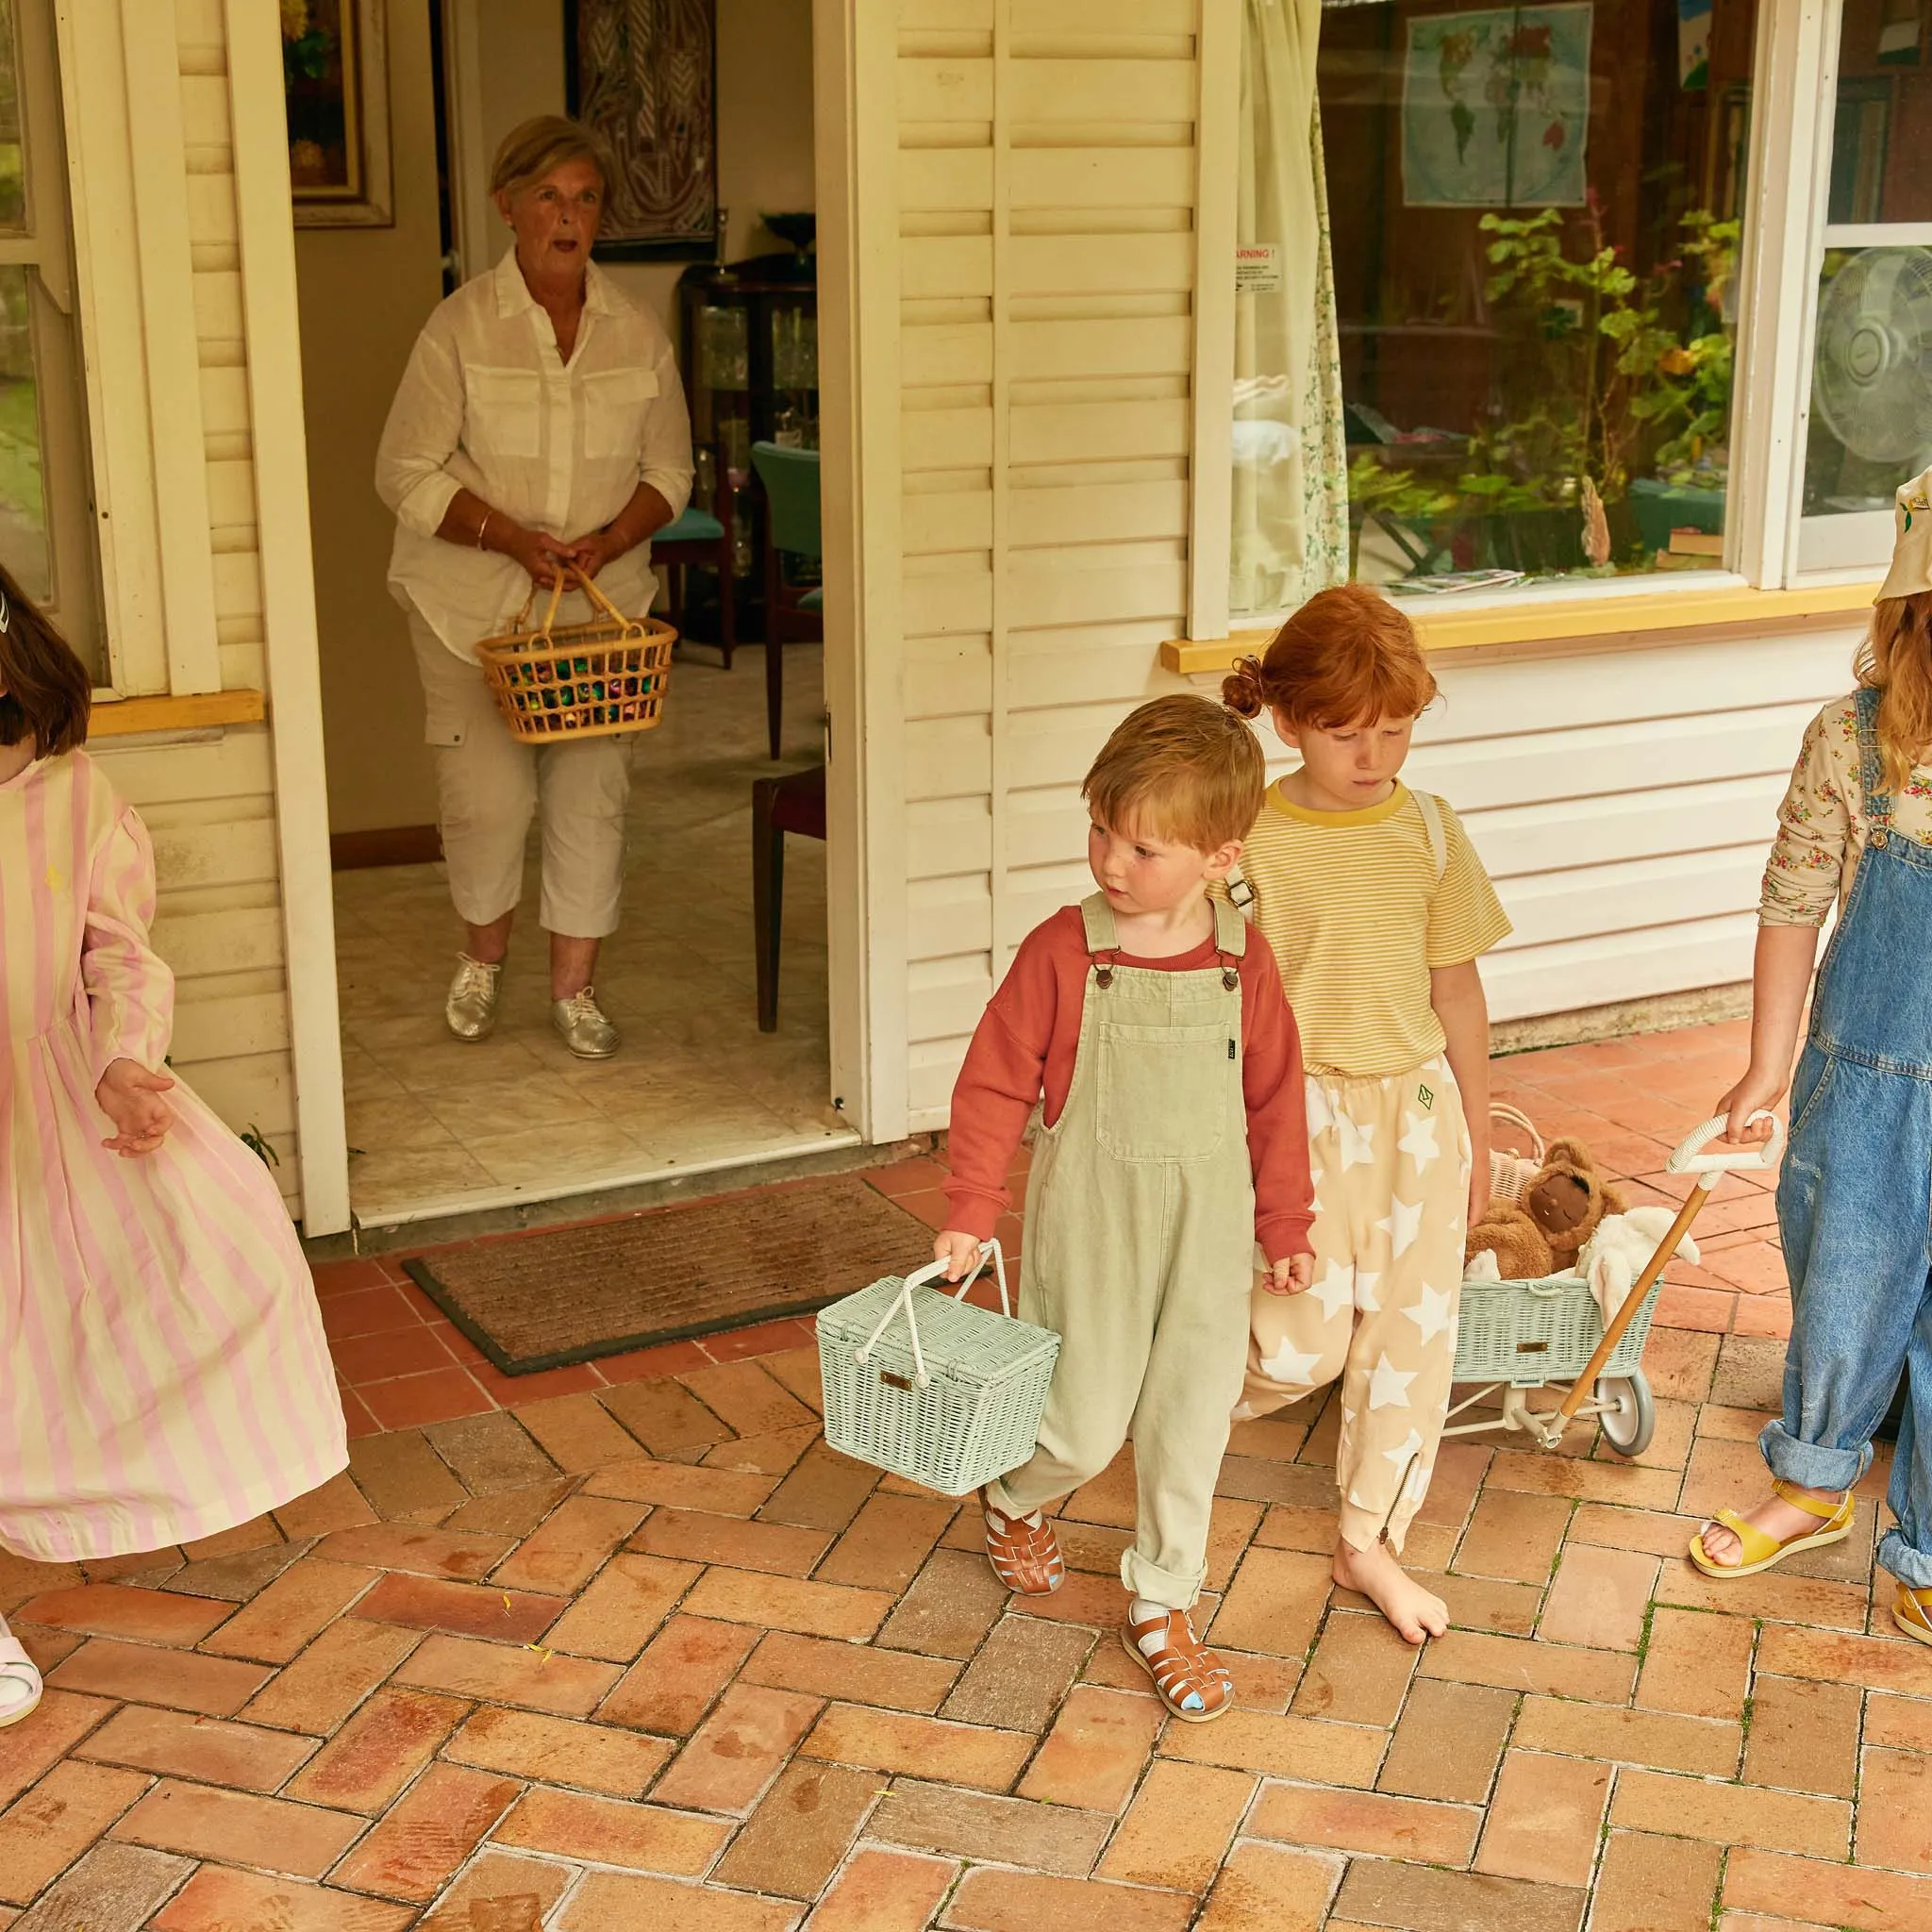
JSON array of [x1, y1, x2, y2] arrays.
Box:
[[1421, 627, 1860, 1024], [874, 2, 1852, 1131], [894, 0, 1205, 1128], [81, 0, 309, 1217]]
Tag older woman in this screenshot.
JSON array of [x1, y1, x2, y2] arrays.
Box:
[[375, 115, 691, 1059]]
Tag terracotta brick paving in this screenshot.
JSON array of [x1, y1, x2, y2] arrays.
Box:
[[7, 1019, 1907, 1930]]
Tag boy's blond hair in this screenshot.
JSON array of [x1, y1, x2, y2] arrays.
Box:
[[1083, 694, 1265, 852]]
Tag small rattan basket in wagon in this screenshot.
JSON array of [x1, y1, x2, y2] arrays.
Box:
[[476, 563, 675, 743], [816, 1242, 1060, 1496]]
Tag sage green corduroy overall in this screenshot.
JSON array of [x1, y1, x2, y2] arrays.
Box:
[[986, 893, 1257, 1608]]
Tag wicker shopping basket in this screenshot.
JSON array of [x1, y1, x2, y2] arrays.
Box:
[[817, 1242, 1060, 1496], [476, 563, 675, 743]]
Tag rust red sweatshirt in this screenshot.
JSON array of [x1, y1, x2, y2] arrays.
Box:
[[941, 905, 1316, 1265]]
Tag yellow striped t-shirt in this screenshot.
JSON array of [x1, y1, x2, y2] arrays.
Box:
[[1238, 781, 1511, 1078]]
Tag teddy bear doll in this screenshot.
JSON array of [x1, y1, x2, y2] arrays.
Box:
[[1465, 1138, 1627, 1281]]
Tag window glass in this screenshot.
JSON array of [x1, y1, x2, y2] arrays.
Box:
[[0, 0, 102, 675], [0, 7, 23, 232], [0, 263, 50, 601], [1317, 0, 1757, 597], [1799, 1, 1932, 566]]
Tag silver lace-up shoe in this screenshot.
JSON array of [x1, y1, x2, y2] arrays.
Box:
[[444, 954, 502, 1041], [551, 985, 619, 1058]]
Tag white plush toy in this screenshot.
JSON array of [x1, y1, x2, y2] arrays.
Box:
[[1577, 1206, 1700, 1324]]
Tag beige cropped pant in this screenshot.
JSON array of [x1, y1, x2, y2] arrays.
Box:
[[407, 608, 632, 938], [1241, 1056, 1471, 1555]]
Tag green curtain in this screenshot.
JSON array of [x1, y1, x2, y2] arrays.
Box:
[[1230, 0, 1349, 621]]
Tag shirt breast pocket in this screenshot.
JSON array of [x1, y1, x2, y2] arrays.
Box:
[[464, 364, 542, 460], [581, 367, 660, 462]]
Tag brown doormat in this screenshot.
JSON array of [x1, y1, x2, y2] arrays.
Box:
[[402, 1172, 940, 1375]]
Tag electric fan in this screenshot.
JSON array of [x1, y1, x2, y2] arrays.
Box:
[[1812, 246, 1932, 467]]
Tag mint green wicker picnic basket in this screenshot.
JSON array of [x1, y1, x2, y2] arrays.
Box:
[[815, 1241, 1060, 1496]]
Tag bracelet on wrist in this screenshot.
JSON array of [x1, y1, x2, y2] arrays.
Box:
[[475, 509, 492, 552]]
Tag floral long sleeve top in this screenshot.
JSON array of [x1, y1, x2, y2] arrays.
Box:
[[1760, 694, 1932, 924]]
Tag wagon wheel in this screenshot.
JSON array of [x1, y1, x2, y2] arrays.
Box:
[[1595, 1372, 1656, 1457]]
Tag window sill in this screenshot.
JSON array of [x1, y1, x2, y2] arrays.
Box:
[[1160, 582, 1880, 679], [88, 690, 266, 738]]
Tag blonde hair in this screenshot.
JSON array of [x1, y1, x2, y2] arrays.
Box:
[[1858, 592, 1932, 795], [490, 115, 615, 203], [1223, 582, 1438, 728], [1083, 694, 1265, 853]]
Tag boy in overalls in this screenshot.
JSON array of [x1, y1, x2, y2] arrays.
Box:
[[936, 695, 1315, 1722]]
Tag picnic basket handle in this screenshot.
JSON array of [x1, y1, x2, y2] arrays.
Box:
[[1665, 1108, 1785, 1180], [1491, 1102, 1543, 1164], [854, 1241, 1011, 1391]]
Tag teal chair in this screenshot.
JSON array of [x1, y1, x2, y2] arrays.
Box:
[[750, 441, 823, 760], [654, 482, 738, 667]]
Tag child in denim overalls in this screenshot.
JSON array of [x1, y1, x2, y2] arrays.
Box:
[[937, 696, 1316, 1721], [1695, 467, 1932, 1646]]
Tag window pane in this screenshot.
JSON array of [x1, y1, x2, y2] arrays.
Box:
[[1314, 0, 1756, 596], [0, 264, 49, 601], [1826, 2, 1932, 225], [1801, 8, 1932, 558], [0, 1, 23, 233]]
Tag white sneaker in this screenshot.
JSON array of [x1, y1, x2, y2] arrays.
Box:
[[444, 954, 502, 1041], [552, 986, 618, 1058]]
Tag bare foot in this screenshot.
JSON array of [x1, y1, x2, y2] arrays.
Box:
[[1334, 1539, 1448, 1646], [1695, 1484, 1844, 1568]]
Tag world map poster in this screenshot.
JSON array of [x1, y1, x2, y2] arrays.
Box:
[[1402, 4, 1592, 208]]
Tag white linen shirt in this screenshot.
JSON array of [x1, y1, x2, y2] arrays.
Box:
[[376, 249, 693, 659]]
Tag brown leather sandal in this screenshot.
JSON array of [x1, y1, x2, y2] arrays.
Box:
[[1122, 1606, 1234, 1723], [981, 1494, 1064, 1595]]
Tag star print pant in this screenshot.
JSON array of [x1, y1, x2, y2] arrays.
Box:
[[1241, 1056, 1471, 1554]]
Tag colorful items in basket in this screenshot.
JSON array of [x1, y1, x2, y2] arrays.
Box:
[[814, 1241, 1060, 1497], [493, 648, 662, 730]]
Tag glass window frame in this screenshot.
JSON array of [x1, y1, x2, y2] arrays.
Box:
[[1191, 0, 1875, 641], [1787, 0, 1932, 579], [0, 0, 104, 681]]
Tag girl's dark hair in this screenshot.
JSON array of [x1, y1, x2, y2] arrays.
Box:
[[0, 562, 91, 756]]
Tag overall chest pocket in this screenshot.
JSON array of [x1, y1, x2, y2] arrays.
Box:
[[581, 367, 660, 461], [464, 364, 543, 460], [1094, 1020, 1234, 1162]]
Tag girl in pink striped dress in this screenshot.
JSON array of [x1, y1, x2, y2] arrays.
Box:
[[0, 571, 347, 1725]]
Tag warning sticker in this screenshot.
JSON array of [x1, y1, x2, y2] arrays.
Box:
[[1236, 243, 1282, 293]]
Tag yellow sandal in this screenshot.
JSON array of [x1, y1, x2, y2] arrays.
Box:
[[1894, 1583, 1932, 1647], [1688, 1477, 1855, 1578]]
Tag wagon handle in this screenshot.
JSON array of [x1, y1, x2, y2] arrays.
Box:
[[1543, 1108, 1778, 1441], [1666, 1108, 1786, 1174], [854, 1241, 1010, 1391]]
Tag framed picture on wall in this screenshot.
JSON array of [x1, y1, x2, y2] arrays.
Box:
[[284, 0, 395, 227], [566, 0, 721, 261]]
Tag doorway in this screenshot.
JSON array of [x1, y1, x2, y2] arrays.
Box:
[[301, 0, 849, 1228]]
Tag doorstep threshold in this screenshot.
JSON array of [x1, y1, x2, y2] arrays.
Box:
[[309, 1124, 923, 1260]]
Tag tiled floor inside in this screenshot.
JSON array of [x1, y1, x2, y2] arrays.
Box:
[[335, 642, 847, 1228], [10, 1019, 1916, 1932]]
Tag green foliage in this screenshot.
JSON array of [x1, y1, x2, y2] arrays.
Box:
[[1352, 207, 1737, 570], [241, 1125, 280, 1170]]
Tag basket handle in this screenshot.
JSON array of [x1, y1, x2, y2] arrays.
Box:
[[853, 1241, 1010, 1391], [1490, 1102, 1543, 1164], [522, 563, 645, 643]]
